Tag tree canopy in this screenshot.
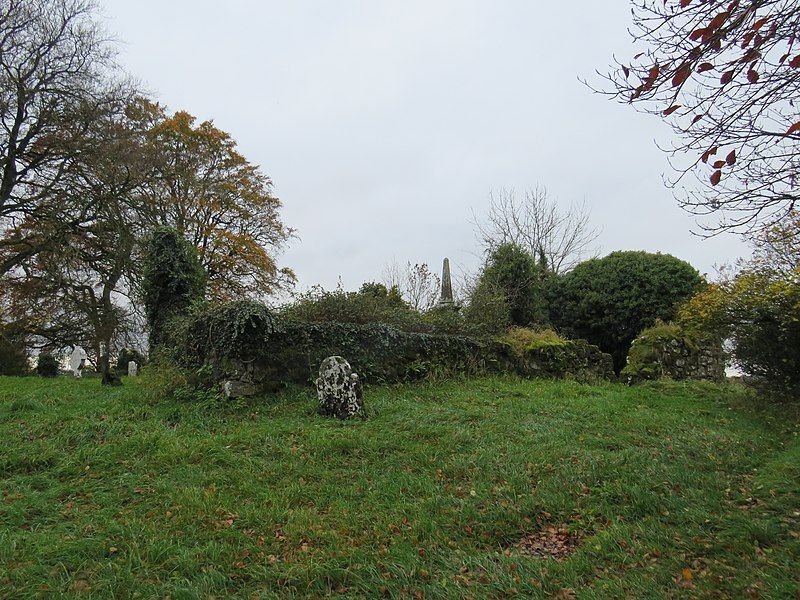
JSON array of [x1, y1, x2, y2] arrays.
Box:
[[549, 251, 704, 372]]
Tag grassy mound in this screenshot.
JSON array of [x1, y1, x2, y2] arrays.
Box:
[[0, 376, 798, 597]]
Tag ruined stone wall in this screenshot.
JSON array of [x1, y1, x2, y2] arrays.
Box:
[[622, 324, 725, 384]]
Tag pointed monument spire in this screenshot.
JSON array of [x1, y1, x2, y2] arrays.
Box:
[[438, 257, 454, 307]]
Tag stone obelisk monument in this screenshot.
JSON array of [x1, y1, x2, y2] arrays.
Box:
[[437, 258, 455, 308]]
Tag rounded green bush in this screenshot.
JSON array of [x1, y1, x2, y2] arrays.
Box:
[[549, 251, 704, 373], [36, 354, 60, 378]]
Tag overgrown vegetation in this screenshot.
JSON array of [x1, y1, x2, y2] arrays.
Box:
[[0, 376, 797, 597], [142, 228, 207, 351], [549, 251, 704, 373], [467, 243, 549, 333], [680, 270, 800, 397], [35, 354, 59, 378], [0, 331, 28, 376]]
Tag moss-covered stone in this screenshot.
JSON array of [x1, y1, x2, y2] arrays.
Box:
[[622, 322, 725, 384]]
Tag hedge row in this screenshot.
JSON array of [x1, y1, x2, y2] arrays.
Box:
[[173, 301, 614, 392]]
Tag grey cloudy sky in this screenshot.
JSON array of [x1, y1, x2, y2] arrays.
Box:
[[103, 0, 748, 293]]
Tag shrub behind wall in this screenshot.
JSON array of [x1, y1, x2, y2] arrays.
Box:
[[175, 301, 615, 392]]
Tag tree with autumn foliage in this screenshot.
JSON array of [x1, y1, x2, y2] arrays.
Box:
[[602, 0, 800, 234], [132, 100, 295, 300]]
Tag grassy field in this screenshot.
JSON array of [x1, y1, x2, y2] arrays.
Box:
[[0, 376, 798, 599]]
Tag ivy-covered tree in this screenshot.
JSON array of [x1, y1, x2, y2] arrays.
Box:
[[549, 251, 704, 372], [468, 243, 549, 331], [142, 227, 207, 350]]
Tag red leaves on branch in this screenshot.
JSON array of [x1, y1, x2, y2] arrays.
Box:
[[710, 170, 722, 185], [787, 122, 800, 136], [708, 12, 730, 30], [720, 70, 735, 84], [697, 62, 715, 72], [663, 105, 681, 116], [680, 0, 692, 7], [789, 55, 800, 69], [712, 160, 727, 169], [672, 64, 692, 87], [692, 114, 704, 124], [726, 150, 736, 165], [701, 146, 718, 163], [690, 28, 708, 42], [752, 17, 768, 31], [747, 69, 759, 83], [643, 64, 660, 89]]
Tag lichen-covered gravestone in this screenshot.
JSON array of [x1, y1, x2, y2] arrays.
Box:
[[316, 356, 365, 419], [128, 361, 138, 377]]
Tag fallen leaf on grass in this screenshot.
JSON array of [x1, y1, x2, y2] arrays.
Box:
[[513, 526, 580, 561]]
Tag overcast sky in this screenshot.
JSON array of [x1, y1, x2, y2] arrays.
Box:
[[102, 0, 748, 294]]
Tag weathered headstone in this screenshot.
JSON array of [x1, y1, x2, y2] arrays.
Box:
[[437, 257, 455, 308], [223, 379, 256, 398], [316, 356, 364, 419], [128, 361, 138, 377], [68, 346, 87, 378]]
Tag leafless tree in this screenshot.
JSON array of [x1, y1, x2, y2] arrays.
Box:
[[0, 0, 118, 275], [383, 259, 441, 311], [471, 186, 599, 274], [596, 0, 800, 235], [748, 210, 800, 277]]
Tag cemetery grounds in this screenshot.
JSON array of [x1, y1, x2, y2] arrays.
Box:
[[0, 375, 798, 598]]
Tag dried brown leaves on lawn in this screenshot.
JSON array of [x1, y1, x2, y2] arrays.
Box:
[[513, 525, 580, 560]]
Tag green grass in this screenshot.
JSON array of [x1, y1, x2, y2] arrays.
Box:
[[0, 376, 798, 599]]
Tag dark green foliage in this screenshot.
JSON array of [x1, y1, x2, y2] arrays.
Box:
[[0, 333, 28, 376], [549, 251, 704, 373], [182, 316, 495, 387], [35, 354, 59, 378], [142, 227, 206, 350], [182, 300, 279, 372], [278, 284, 424, 331], [177, 300, 614, 390], [468, 243, 549, 333], [101, 367, 122, 386], [358, 281, 406, 307], [116, 348, 145, 372], [461, 278, 511, 336], [421, 305, 465, 335], [723, 272, 800, 397]]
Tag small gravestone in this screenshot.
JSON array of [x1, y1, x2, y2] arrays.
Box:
[[316, 356, 364, 419], [223, 379, 256, 398], [69, 346, 87, 378], [128, 361, 138, 377]]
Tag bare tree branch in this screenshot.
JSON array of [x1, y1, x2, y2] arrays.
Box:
[[471, 186, 600, 274]]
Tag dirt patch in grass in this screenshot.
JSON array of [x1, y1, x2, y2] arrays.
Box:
[[511, 525, 581, 560]]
